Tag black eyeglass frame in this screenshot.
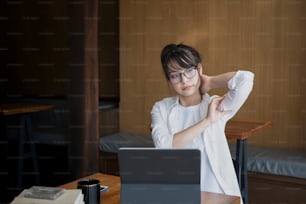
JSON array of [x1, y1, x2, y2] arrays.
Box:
[[167, 66, 198, 84]]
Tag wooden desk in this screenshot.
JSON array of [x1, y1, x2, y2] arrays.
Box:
[[225, 120, 272, 140], [225, 120, 272, 204], [0, 103, 56, 116], [59, 173, 240, 204], [0, 103, 56, 188]]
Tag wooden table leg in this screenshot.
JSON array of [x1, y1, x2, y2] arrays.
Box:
[[17, 114, 40, 188], [0, 115, 8, 196]]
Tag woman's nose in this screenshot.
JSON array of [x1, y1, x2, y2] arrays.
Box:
[[180, 73, 189, 83]]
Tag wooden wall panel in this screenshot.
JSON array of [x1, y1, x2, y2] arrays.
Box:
[[120, 0, 306, 149], [67, 0, 99, 179]]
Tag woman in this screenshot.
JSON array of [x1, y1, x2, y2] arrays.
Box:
[[150, 43, 254, 203]]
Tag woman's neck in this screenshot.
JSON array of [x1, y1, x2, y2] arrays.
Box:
[[179, 94, 202, 107]]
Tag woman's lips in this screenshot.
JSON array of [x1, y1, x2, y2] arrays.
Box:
[[182, 85, 193, 90]]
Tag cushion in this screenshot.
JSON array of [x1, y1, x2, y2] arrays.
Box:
[[99, 132, 154, 153], [229, 143, 306, 179]]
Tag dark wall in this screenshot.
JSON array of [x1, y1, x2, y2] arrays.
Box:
[[1, 1, 68, 96], [0, 0, 119, 99], [99, 0, 119, 98]]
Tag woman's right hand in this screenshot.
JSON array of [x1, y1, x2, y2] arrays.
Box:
[[199, 74, 211, 94]]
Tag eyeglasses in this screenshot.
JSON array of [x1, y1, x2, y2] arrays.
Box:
[[168, 67, 197, 84]]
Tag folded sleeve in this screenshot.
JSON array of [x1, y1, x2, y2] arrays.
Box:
[[219, 70, 254, 121]]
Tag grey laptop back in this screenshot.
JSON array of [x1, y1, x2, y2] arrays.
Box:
[[118, 148, 201, 204]]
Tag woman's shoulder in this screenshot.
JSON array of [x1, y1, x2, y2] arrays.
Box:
[[156, 96, 177, 104], [153, 96, 178, 108]]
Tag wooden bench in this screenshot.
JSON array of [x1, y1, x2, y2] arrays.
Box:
[[99, 133, 306, 179], [228, 143, 306, 180], [228, 144, 306, 203], [99, 132, 154, 175], [99, 132, 306, 203]]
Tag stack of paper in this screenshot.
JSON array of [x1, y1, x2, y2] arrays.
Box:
[[10, 186, 84, 204]]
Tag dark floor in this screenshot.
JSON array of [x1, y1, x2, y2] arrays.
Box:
[[0, 143, 71, 204], [248, 173, 306, 204]]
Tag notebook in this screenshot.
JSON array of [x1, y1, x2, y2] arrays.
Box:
[[118, 148, 201, 204]]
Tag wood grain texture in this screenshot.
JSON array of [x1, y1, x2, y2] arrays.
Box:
[[67, 0, 99, 179], [0, 103, 56, 116], [119, 0, 306, 150]]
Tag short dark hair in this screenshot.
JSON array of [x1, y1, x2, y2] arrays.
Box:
[[160, 43, 202, 79]]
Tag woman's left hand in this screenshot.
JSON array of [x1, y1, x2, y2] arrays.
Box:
[[206, 96, 232, 123]]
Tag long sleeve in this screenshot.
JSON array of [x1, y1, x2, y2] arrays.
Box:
[[150, 97, 176, 148], [219, 70, 254, 121]]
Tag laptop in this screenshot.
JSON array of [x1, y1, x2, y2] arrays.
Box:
[[118, 148, 201, 204]]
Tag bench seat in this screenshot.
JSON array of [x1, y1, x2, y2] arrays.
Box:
[[229, 143, 306, 179], [99, 132, 154, 153], [98, 132, 153, 175], [99, 132, 306, 181]]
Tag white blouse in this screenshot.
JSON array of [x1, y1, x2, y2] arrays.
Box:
[[177, 104, 223, 194], [151, 70, 254, 201]]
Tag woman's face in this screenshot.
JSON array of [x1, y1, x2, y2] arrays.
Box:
[[168, 65, 202, 98]]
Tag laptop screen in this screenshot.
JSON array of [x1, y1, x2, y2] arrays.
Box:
[[118, 148, 201, 204]]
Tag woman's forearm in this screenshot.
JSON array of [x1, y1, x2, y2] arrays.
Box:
[[208, 71, 237, 90], [172, 96, 231, 148], [172, 117, 212, 147]]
